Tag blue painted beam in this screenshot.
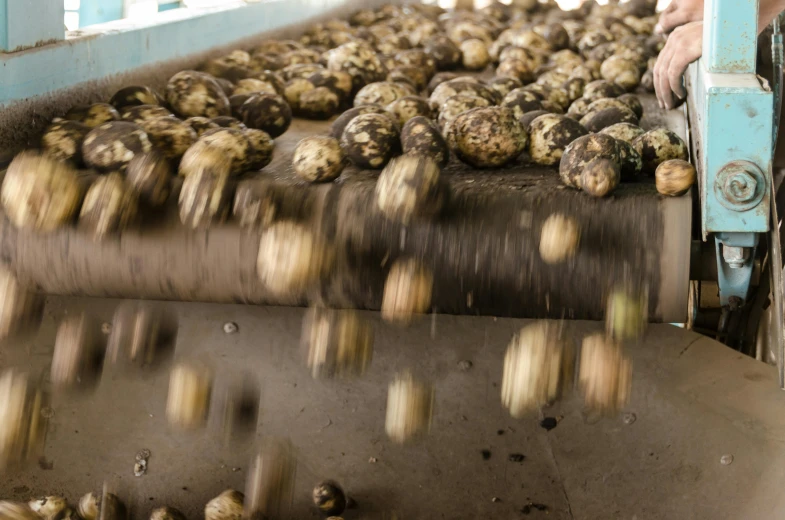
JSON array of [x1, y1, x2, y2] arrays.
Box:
[[0, 0, 352, 106], [79, 0, 124, 28], [158, 2, 181, 12], [702, 0, 759, 73], [0, 0, 64, 52]]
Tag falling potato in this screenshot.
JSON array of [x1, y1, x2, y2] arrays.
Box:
[[501, 322, 575, 418], [312, 480, 347, 516], [50, 313, 102, 388], [0, 369, 48, 470], [0, 267, 43, 340], [77, 493, 99, 520], [381, 259, 433, 325], [0, 501, 40, 520], [579, 333, 633, 416], [606, 284, 649, 342], [106, 301, 176, 370], [244, 438, 297, 519], [302, 308, 373, 379], [166, 362, 213, 430], [539, 214, 580, 265], [204, 490, 244, 520], [28, 497, 68, 520], [385, 370, 434, 443]]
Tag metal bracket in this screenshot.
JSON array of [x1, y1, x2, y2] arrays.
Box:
[[715, 232, 759, 308]]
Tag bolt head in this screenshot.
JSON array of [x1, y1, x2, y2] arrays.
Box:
[[724, 170, 757, 203]]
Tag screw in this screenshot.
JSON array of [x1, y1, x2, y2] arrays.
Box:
[[622, 412, 637, 425], [223, 322, 238, 334], [721, 166, 758, 204], [720, 454, 734, 465], [457, 360, 473, 371]]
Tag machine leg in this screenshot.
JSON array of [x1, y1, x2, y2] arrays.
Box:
[[714, 232, 759, 309]]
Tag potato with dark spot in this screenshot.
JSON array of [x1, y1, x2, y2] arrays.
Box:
[[518, 109, 550, 132], [601, 122, 644, 144], [562, 77, 585, 102], [559, 133, 620, 188], [617, 93, 643, 119], [329, 104, 392, 139], [582, 79, 625, 103], [655, 159, 696, 196], [340, 113, 400, 169], [121, 105, 174, 124], [640, 69, 655, 93], [166, 71, 231, 118], [79, 173, 138, 240], [214, 77, 236, 96], [309, 69, 353, 100], [110, 85, 163, 111], [632, 128, 689, 174], [64, 103, 120, 128], [376, 154, 446, 224], [429, 80, 499, 110], [297, 87, 341, 120], [580, 157, 620, 197], [180, 128, 250, 177], [488, 76, 523, 99], [577, 29, 614, 55], [179, 146, 233, 228], [496, 58, 536, 84], [424, 38, 462, 70], [387, 66, 429, 92], [438, 94, 492, 133], [184, 117, 220, 137], [210, 116, 246, 130], [283, 78, 316, 109], [140, 117, 198, 161], [244, 129, 275, 171], [354, 81, 411, 108], [126, 151, 172, 207], [448, 107, 527, 168], [41, 120, 91, 164], [293, 136, 346, 182], [501, 88, 544, 120], [536, 70, 570, 90], [566, 98, 591, 120], [579, 106, 638, 132], [387, 96, 432, 126], [82, 121, 153, 172], [401, 116, 450, 167], [615, 139, 643, 180], [584, 97, 630, 115], [600, 55, 641, 91], [569, 64, 598, 83], [281, 64, 323, 82], [232, 78, 279, 97], [238, 93, 292, 138], [327, 41, 387, 89], [427, 72, 460, 95], [1, 151, 82, 232], [395, 49, 437, 77], [528, 114, 588, 166]]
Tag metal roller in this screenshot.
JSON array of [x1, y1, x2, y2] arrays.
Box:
[[0, 120, 692, 321]]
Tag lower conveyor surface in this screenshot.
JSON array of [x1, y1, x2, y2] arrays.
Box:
[[2, 297, 785, 519]]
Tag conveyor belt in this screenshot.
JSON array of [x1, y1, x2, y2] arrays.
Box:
[[0, 102, 692, 322]]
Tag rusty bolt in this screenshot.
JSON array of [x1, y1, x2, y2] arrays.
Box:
[[723, 168, 757, 204]]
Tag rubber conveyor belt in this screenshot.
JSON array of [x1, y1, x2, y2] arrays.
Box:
[[0, 106, 691, 322]]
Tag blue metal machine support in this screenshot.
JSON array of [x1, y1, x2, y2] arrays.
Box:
[[714, 232, 759, 307], [687, 0, 775, 313], [0, 0, 64, 52]]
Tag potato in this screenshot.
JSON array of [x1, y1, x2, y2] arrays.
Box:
[[166, 71, 230, 118], [539, 213, 580, 264], [139, 116, 198, 161], [340, 112, 400, 169], [329, 104, 392, 139], [238, 93, 292, 138], [65, 103, 120, 128], [632, 128, 689, 174], [488, 76, 523, 99], [528, 114, 588, 166], [579, 106, 638, 132], [618, 93, 643, 118], [423, 38, 462, 70], [381, 258, 433, 324], [385, 370, 434, 443], [501, 88, 545, 119], [376, 154, 446, 224], [41, 120, 91, 164], [501, 321, 575, 417], [387, 66, 429, 92], [559, 133, 620, 188], [600, 122, 644, 144], [582, 79, 625, 102], [429, 80, 499, 110], [110, 85, 163, 111], [579, 333, 632, 416], [606, 284, 648, 341], [655, 159, 696, 196], [180, 128, 251, 177], [580, 157, 620, 197], [447, 107, 527, 168], [496, 58, 536, 84], [82, 121, 152, 172], [386, 96, 432, 126], [292, 136, 346, 183], [79, 173, 138, 239], [166, 362, 212, 429], [600, 55, 641, 90], [401, 116, 450, 167], [302, 308, 373, 379], [460, 38, 491, 70], [297, 87, 341, 119], [327, 41, 387, 89], [354, 81, 411, 107], [438, 94, 492, 132], [616, 139, 644, 180], [1, 151, 82, 232], [50, 314, 101, 387]]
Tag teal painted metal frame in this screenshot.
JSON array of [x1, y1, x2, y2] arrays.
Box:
[[0, 0, 64, 52], [79, 0, 124, 28], [687, 0, 774, 310], [0, 0, 351, 106]]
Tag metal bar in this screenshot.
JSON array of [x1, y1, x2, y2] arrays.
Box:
[[0, 0, 63, 52], [714, 232, 759, 307], [703, 0, 759, 73]]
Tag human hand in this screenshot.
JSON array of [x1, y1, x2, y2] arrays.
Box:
[[654, 21, 703, 109], [655, 0, 705, 34]]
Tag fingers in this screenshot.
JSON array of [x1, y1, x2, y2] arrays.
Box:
[[657, 3, 683, 34], [654, 23, 704, 110], [654, 40, 676, 108]]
